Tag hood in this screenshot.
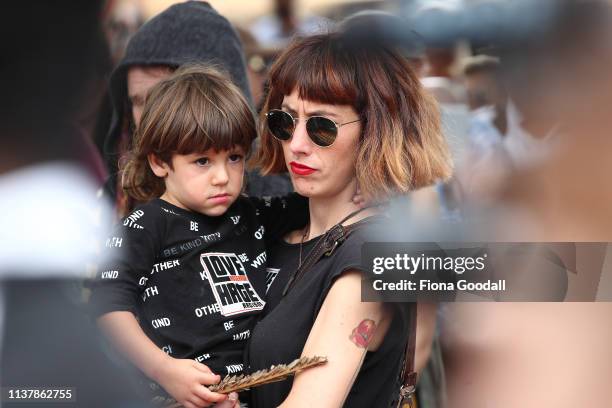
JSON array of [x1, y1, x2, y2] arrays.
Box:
[[103, 1, 252, 190]]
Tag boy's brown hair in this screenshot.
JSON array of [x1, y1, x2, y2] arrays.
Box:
[[121, 64, 256, 202], [255, 32, 452, 200]]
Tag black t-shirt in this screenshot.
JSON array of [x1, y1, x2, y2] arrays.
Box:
[[90, 194, 307, 381], [246, 221, 409, 408]]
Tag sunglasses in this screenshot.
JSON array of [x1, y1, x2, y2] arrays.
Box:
[[265, 109, 361, 147]]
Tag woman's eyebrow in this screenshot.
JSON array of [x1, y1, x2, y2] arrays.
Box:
[[281, 104, 341, 120], [280, 103, 297, 114], [306, 110, 340, 120]]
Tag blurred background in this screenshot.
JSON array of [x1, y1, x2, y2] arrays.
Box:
[[2, 1, 612, 407]]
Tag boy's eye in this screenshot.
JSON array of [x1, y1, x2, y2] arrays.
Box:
[[195, 158, 209, 166], [229, 154, 244, 163]]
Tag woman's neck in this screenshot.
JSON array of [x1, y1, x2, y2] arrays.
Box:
[[306, 183, 377, 239]]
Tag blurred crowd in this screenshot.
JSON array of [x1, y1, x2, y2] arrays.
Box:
[[1, 0, 612, 407]]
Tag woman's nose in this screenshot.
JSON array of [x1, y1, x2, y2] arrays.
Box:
[[288, 119, 313, 156]]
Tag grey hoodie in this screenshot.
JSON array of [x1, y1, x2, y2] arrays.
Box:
[[102, 1, 253, 197]]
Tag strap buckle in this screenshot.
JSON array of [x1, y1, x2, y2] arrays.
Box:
[[324, 240, 339, 256], [323, 224, 346, 256], [399, 384, 415, 397], [396, 385, 417, 408]]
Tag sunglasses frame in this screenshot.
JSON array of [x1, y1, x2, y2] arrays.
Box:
[[265, 109, 361, 148]]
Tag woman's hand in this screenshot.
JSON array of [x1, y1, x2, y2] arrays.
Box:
[[214, 392, 240, 408], [153, 357, 227, 408]]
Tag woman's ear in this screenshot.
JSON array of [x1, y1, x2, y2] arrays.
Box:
[[148, 153, 170, 178]]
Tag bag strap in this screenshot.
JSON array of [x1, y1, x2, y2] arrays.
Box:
[[281, 206, 376, 297], [397, 303, 418, 408]]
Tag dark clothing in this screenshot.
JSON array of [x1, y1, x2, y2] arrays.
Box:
[[90, 195, 307, 380], [245, 170, 293, 198], [246, 223, 409, 408]]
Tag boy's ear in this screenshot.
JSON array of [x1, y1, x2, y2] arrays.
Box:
[[148, 153, 170, 178]]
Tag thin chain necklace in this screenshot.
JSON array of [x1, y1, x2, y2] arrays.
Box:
[[283, 205, 380, 297], [298, 224, 310, 268]]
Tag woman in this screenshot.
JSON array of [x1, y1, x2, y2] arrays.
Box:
[[247, 31, 451, 407]]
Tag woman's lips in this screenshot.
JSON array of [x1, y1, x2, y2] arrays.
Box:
[[209, 193, 231, 204], [289, 161, 316, 176]]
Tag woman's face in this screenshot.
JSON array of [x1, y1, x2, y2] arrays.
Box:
[[279, 88, 361, 199]]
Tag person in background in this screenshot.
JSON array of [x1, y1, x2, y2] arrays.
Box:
[[250, 0, 329, 49], [421, 46, 466, 104], [337, 10, 427, 77], [454, 55, 508, 202], [462, 55, 507, 153], [91, 0, 146, 159], [236, 27, 279, 111], [102, 0, 146, 66], [414, 2, 467, 104], [101, 1, 291, 217], [463, 55, 506, 112], [441, 3, 612, 407]]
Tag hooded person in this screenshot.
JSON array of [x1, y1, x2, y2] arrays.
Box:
[[102, 1, 291, 215]]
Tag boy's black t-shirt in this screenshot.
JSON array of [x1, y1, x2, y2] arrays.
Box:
[[90, 194, 307, 380], [246, 222, 410, 408]]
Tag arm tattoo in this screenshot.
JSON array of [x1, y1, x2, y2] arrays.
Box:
[[349, 319, 377, 349]]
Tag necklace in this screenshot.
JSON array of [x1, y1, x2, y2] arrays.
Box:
[[282, 205, 379, 297], [298, 224, 310, 268]]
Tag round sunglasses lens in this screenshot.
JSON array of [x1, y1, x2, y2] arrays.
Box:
[[267, 111, 294, 141], [306, 117, 337, 147]]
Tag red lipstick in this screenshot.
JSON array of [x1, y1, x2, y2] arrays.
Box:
[[289, 161, 316, 176]]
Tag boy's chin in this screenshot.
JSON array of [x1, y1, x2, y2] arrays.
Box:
[[198, 201, 236, 217]]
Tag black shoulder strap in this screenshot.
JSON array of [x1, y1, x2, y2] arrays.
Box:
[[281, 206, 375, 297], [397, 303, 418, 407]]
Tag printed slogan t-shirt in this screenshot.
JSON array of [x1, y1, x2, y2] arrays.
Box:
[[91, 194, 307, 381], [246, 222, 410, 408]]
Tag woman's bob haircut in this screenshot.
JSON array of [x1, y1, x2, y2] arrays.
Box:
[[255, 31, 452, 200]]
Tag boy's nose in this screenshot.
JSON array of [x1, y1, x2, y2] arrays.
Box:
[[211, 164, 229, 185]]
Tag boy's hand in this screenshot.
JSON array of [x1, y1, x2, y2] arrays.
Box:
[[154, 357, 227, 408]]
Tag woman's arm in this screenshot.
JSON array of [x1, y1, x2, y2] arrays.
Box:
[[98, 311, 228, 408], [278, 271, 437, 408], [277, 270, 387, 408], [415, 302, 437, 373]]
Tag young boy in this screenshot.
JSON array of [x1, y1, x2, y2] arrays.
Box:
[[90, 65, 308, 407]]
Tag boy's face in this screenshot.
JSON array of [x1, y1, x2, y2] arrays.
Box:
[[150, 147, 245, 217]]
